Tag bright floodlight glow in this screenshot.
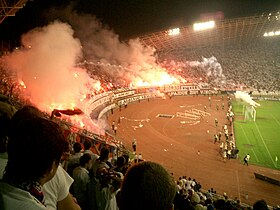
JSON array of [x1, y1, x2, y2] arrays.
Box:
[[263, 30, 280, 37], [193, 20, 215, 31], [168, 28, 180, 36]]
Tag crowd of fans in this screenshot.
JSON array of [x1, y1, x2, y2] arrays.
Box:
[[1, 93, 280, 210], [1, 38, 280, 103], [174, 175, 246, 210], [0, 103, 278, 210], [159, 38, 280, 93]]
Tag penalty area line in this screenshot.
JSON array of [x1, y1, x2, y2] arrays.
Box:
[[240, 125, 259, 162], [271, 114, 280, 128], [254, 122, 277, 168]]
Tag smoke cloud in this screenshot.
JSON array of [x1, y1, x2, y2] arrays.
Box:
[[234, 91, 260, 107], [188, 56, 226, 83], [1, 6, 184, 133], [3, 21, 96, 110], [2, 21, 105, 133], [200, 56, 224, 78], [46, 6, 184, 86]]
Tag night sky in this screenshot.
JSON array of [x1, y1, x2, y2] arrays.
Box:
[[0, 0, 278, 42]]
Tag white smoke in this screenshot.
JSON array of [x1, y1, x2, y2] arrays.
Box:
[[0, 6, 184, 134], [2, 21, 105, 134], [46, 6, 184, 86], [200, 56, 223, 78], [234, 91, 260, 107], [4, 21, 86, 108], [186, 56, 226, 83]]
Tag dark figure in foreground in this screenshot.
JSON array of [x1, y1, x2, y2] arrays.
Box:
[[119, 161, 176, 210], [0, 109, 68, 210]]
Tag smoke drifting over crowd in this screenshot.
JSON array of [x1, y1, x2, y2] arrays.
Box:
[[3, 21, 98, 111], [1, 9, 184, 132], [2, 21, 106, 133], [187, 56, 226, 83], [235, 91, 260, 107], [0, 5, 227, 132], [46, 6, 184, 87], [200, 56, 225, 78]]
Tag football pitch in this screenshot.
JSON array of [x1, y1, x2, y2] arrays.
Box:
[[232, 99, 280, 170]]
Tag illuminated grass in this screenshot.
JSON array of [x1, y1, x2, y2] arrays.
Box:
[[233, 100, 280, 170]]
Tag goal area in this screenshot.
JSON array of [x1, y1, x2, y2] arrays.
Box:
[[243, 105, 256, 122]]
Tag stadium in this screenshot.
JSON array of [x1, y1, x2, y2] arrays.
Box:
[[0, 1, 280, 209]]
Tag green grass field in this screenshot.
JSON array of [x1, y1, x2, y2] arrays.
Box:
[[232, 99, 280, 170]]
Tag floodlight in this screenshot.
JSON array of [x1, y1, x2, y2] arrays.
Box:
[[193, 20, 215, 31], [263, 30, 280, 37], [168, 28, 180, 36]]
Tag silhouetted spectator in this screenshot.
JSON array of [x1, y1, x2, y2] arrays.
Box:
[[253, 199, 269, 210], [0, 110, 68, 209], [119, 161, 176, 210]]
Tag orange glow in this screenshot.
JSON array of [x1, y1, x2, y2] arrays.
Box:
[[79, 121, 85, 127], [193, 20, 215, 31], [19, 80, 26, 88], [130, 69, 183, 88]]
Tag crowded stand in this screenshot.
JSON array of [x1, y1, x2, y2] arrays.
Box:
[[158, 38, 280, 94], [0, 104, 278, 209], [1, 63, 280, 210]]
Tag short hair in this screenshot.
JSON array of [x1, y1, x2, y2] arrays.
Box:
[[80, 153, 92, 167], [73, 142, 82, 153], [99, 147, 109, 161], [116, 156, 126, 167], [83, 139, 92, 150], [120, 161, 176, 210], [10, 105, 43, 121], [253, 199, 269, 210], [4, 106, 67, 183], [0, 101, 17, 152]]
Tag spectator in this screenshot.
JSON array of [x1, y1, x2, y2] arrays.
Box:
[[68, 142, 83, 177], [43, 164, 81, 210], [87, 149, 122, 210], [253, 199, 269, 210], [95, 167, 122, 210], [119, 161, 176, 210], [173, 188, 192, 210], [214, 199, 226, 210], [191, 192, 202, 209], [91, 147, 111, 177], [84, 139, 99, 163], [0, 110, 67, 209], [1, 105, 81, 210], [72, 153, 92, 210], [0, 99, 17, 179], [114, 156, 127, 176]]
